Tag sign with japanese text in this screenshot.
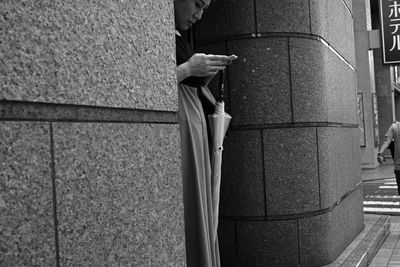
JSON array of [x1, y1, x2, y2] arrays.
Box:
[[380, 0, 400, 64]]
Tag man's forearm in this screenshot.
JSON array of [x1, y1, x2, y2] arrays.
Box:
[[378, 138, 392, 154], [176, 62, 191, 83]]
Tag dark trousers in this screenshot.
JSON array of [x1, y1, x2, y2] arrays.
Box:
[[394, 170, 400, 195]]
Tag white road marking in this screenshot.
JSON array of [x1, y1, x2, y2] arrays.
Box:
[[363, 201, 400, 205], [364, 207, 400, 213], [365, 195, 400, 199]]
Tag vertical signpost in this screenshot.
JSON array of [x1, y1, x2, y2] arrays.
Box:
[[380, 0, 400, 64]]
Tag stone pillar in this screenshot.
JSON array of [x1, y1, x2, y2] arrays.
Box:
[[0, 2, 185, 266], [353, 0, 379, 168], [374, 51, 395, 148], [195, 0, 363, 266]]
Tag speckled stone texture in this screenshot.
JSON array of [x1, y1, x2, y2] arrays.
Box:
[[347, 186, 364, 247], [218, 219, 237, 267], [299, 211, 337, 266], [263, 128, 320, 215], [53, 123, 184, 266], [290, 38, 329, 122], [228, 38, 291, 126], [195, 0, 255, 41], [310, 0, 355, 66], [221, 130, 264, 216], [237, 220, 299, 266], [344, 2, 356, 66], [0, 122, 55, 266], [0, 1, 177, 111], [228, 187, 363, 267], [318, 127, 358, 209], [256, 0, 311, 34], [352, 128, 362, 188], [327, 53, 358, 124], [291, 38, 357, 124]]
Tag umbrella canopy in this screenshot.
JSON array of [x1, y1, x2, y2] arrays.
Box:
[[208, 100, 231, 243]]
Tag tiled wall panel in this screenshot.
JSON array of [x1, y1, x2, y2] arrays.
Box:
[[228, 38, 291, 126], [221, 130, 264, 216], [0, 1, 177, 111], [264, 128, 320, 215], [53, 123, 184, 266], [0, 122, 55, 266]]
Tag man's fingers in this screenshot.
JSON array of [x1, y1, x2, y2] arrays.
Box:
[[207, 60, 228, 66], [208, 66, 226, 72], [206, 55, 230, 61]]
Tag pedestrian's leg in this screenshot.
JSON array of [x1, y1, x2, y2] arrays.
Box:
[[395, 170, 400, 195]]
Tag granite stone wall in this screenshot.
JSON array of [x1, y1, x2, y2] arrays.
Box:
[[196, 0, 363, 266], [1, 1, 185, 266]]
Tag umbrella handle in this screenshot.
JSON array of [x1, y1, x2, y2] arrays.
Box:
[[218, 69, 225, 102]]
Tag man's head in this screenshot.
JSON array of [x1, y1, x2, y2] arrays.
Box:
[[174, 0, 211, 31]]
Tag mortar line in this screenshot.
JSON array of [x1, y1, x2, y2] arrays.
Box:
[[50, 123, 60, 267]]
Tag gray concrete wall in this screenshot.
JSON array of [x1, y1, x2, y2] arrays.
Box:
[[195, 0, 363, 266], [0, 1, 185, 266]]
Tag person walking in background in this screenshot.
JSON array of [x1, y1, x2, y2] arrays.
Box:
[[174, 0, 234, 266], [377, 121, 400, 195]]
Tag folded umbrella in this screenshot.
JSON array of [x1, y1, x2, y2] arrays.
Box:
[[208, 69, 231, 243]]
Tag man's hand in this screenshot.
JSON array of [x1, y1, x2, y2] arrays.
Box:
[[187, 53, 229, 77], [377, 153, 384, 165]]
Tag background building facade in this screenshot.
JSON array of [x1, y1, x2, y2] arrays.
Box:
[[360, 0, 400, 167]]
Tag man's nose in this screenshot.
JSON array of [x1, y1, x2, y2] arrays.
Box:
[[194, 9, 204, 20]]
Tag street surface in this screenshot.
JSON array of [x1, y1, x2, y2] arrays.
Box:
[[363, 178, 400, 215]]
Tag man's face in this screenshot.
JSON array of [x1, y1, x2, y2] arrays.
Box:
[[174, 0, 211, 30]]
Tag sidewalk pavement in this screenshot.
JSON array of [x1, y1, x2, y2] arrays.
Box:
[[323, 214, 390, 267], [362, 162, 395, 182], [356, 163, 399, 266], [368, 216, 400, 267]]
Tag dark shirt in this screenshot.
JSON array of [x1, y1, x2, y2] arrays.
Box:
[[175, 31, 216, 143]]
